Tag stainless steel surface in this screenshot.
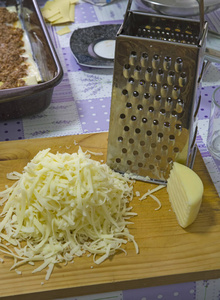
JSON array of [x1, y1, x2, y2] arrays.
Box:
[[198, 0, 205, 41], [107, 0, 208, 183], [0, 0, 63, 120], [135, 0, 220, 17]]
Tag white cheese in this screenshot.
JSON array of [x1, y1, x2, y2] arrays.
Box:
[[41, 0, 78, 26], [0, 147, 138, 280], [139, 185, 165, 201], [138, 185, 165, 210], [167, 162, 204, 228]]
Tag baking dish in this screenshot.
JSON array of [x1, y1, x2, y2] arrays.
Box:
[[0, 0, 63, 120]]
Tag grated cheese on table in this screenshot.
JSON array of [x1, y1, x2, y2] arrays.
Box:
[[0, 148, 138, 281], [139, 185, 165, 210]]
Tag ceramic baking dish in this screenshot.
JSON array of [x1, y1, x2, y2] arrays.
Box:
[[0, 0, 63, 120]]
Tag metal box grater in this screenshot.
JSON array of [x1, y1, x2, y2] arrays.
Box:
[[107, 0, 208, 184]]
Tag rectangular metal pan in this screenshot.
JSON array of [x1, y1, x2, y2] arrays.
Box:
[[0, 0, 63, 120]]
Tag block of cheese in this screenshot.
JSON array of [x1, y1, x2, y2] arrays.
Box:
[[167, 162, 204, 228]]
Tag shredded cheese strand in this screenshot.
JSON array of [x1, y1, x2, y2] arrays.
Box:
[[0, 147, 138, 280], [139, 185, 166, 201]]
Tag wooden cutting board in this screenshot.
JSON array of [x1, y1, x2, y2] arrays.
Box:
[[0, 132, 220, 300]]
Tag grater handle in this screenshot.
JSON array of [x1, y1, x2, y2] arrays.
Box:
[[197, 0, 205, 41], [121, 0, 132, 30], [124, 0, 205, 41]]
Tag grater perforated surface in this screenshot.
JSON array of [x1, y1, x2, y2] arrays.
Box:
[[107, 11, 208, 183]]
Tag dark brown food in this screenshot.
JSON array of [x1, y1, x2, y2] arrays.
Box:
[[0, 7, 28, 90]]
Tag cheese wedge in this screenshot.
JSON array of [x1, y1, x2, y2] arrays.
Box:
[[167, 162, 204, 228]]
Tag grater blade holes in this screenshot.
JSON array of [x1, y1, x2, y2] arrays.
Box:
[[155, 95, 161, 101], [120, 113, 126, 119], [126, 102, 132, 108], [162, 145, 168, 151], [164, 121, 170, 127], [167, 157, 173, 163], [144, 152, 149, 158], [118, 136, 123, 142], [175, 124, 182, 130], [145, 67, 153, 81], [129, 51, 137, 65], [137, 104, 143, 110], [140, 141, 146, 146], [142, 117, 148, 123], [163, 56, 171, 70], [135, 128, 141, 134], [161, 83, 169, 97], [124, 64, 130, 69], [139, 79, 145, 86], [133, 91, 139, 97], [144, 93, 150, 99], [141, 52, 148, 67], [179, 72, 187, 87], [122, 148, 127, 153], [171, 110, 178, 118], [135, 65, 141, 71], [129, 138, 134, 144], [122, 89, 128, 96], [175, 57, 183, 72], [167, 70, 175, 85], [124, 126, 129, 131], [173, 147, 179, 153], [172, 85, 180, 99], [134, 66, 142, 79], [176, 98, 184, 113], [123, 64, 131, 78], [156, 68, 164, 83], [133, 150, 139, 156], [152, 54, 160, 69], [131, 115, 137, 121], [158, 132, 164, 140], [165, 98, 172, 110], [150, 81, 157, 95]]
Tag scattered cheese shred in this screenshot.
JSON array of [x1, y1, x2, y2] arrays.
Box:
[[139, 185, 165, 201], [149, 194, 162, 211], [0, 148, 138, 281], [56, 26, 71, 36], [15, 269, 22, 275], [139, 184, 165, 211]]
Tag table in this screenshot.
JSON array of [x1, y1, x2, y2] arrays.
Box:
[[1, 0, 220, 299]]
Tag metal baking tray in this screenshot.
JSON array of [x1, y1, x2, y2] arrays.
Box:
[[0, 0, 63, 120]]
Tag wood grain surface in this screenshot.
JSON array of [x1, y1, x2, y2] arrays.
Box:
[[0, 132, 220, 299]]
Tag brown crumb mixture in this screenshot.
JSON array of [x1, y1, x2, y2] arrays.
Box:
[[0, 7, 28, 90]]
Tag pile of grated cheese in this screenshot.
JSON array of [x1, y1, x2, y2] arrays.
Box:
[[0, 148, 138, 281]]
